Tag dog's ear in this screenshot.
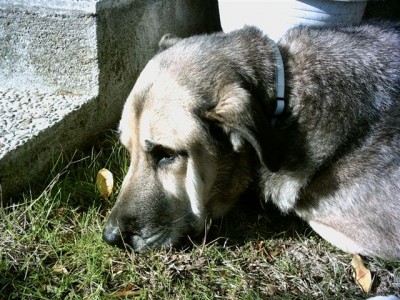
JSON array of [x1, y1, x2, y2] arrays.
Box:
[[205, 83, 281, 172], [158, 34, 182, 51]]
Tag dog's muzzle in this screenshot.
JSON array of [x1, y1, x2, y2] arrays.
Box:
[[102, 222, 125, 248]]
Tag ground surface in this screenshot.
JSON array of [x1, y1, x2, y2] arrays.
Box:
[[1, 133, 399, 299]]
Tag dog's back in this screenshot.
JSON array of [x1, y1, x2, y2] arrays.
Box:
[[273, 23, 400, 258], [279, 22, 400, 166]]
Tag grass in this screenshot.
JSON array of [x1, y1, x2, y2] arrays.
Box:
[[1, 132, 399, 299]]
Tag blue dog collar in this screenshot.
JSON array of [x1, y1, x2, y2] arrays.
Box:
[[268, 37, 285, 126]]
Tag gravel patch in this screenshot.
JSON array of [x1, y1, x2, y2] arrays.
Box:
[[0, 87, 93, 159]]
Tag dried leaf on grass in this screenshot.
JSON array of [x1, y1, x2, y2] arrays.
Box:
[[255, 241, 285, 259], [268, 246, 285, 258], [96, 168, 114, 198], [265, 284, 279, 295], [255, 240, 265, 250], [52, 263, 69, 275], [351, 254, 372, 294], [112, 284, 141, 298]]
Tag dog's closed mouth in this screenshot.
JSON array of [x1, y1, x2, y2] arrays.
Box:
[[127, 229, 173, 252], [103, 222, 184, 252], [103, 224, 168, 251]]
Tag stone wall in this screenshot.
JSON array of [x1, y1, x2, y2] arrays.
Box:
[[0, 0, 221, 202]]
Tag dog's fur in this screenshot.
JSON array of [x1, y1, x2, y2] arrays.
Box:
[[103, 22, 400, 259]]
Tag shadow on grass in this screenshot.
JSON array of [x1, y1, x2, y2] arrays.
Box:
[[182, 186, 315, 251]]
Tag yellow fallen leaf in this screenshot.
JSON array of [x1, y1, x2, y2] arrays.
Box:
[[96, 168, 114, 198], [351, 254, 372, 294]]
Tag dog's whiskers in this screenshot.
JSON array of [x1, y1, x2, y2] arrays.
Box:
[[171, 211, 192, 224]]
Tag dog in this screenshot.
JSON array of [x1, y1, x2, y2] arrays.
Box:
[[103, 22, 400, 259]]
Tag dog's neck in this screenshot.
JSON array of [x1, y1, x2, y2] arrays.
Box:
[[267, 37, 286, 127]]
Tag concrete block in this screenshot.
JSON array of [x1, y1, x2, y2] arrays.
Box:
[[0, 0, 221, 202], [0, 0, 100, 95]]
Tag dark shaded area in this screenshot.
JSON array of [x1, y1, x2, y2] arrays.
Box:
[[187, 186, 313, 249], [363, 0, 400, 21]]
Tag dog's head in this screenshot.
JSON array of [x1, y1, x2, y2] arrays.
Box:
[[102, 27, 283, 251]]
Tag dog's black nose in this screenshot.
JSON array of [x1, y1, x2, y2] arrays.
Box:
[[102, 223, 124, 248]]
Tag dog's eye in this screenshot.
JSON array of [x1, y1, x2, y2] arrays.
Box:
[[151, 147, 177, 166]]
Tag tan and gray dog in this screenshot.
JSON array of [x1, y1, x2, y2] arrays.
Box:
[[103, 22, 400, 259]]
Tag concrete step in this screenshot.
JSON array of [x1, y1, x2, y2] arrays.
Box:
[[0, 88, 93, 158], [0, 87, 99, 202], [0, 0, 221, 202]]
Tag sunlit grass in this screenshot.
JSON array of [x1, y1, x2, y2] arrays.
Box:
[[1, 132, 399, 299]]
